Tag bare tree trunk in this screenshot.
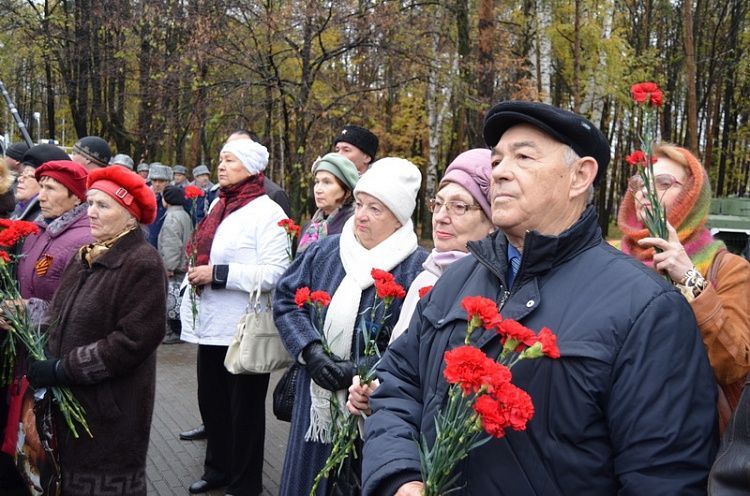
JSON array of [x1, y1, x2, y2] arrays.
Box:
[[683, 0, 699, 151]]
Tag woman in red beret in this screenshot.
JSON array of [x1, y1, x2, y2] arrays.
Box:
[[15, 160, 95, 318], [26, 166, 167, 496]]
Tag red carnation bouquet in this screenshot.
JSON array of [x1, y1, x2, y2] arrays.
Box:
[[183, 185, 206, 328], [278, 218, 301, 261], [627, 81, 668, 241], [310, 268, 407, 495], [0, 220, 90, 437], [419, 295, 560, 495]]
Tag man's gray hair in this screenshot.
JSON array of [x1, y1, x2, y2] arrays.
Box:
[[563, 145, 595, 202]]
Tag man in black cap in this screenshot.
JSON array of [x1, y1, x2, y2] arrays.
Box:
[[362, 102, 717, 495], [5, 142, 29, 175], [70, 136, 111, 171], [333, 124, 378, 174]]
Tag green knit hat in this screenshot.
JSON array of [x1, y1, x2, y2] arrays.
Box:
[[312, 153, 359, 191]]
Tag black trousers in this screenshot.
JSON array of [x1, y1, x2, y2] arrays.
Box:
[[197, 345, 269, 496]]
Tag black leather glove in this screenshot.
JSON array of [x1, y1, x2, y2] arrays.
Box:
[[28, 359, 69, 388], [302, 343, 353, 391]]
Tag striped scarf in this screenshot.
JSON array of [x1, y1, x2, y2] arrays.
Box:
[[617, 146, 725, 276]]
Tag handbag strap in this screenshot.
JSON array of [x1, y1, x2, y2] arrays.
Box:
[[248, 266, 265, 311]]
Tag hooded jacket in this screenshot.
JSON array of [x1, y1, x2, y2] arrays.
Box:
[[363, 206, 718, 496]]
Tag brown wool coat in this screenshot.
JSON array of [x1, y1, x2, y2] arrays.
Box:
[[44, 228, 166, 496]]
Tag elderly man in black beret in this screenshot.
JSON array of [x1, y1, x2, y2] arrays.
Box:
[[362, 101, 717, 496]]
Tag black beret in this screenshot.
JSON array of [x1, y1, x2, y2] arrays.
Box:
[[333, 125, 379, 160], [5, 143, 29, 161], [21, 144, 70, 168], [73, 136, 112, 167], [483, 101, 611, 185], [162, 185, 185, 206]]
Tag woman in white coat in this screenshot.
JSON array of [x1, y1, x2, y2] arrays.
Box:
[[180, 139, 289, 496]]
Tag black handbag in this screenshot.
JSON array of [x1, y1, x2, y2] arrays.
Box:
[[273, 363, 300, 422]]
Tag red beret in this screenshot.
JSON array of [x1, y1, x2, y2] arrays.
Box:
[[35, 160, 89, 202], [87, 166, 157, 224]]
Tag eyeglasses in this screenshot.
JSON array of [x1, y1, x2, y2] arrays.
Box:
[[628, 174, 683, 193], [428, 198, 481, 216]]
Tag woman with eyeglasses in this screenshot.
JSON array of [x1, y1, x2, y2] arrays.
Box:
[[273, 158, 427, 496], [346, 149, 494, 434], [616, 143, 750, 429]]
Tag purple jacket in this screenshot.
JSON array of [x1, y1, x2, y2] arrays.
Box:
[[18, 203, 94, 305]]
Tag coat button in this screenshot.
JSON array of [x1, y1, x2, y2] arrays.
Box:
[[437, 319, 445, 325], [526, 300, 535, 307]]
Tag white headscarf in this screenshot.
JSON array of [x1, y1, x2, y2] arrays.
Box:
[[221, 139, 269, 175]]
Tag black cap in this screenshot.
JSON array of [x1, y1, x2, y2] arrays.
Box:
[[483, 101, 611, 185], [333, 125, 379, 160], [5, 143, 29, 162], [21, 144, 70, 168], [73, 136, 112, 167], [162, 185, 185, 206]]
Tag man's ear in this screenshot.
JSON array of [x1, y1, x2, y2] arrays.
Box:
[[570, 156, 598, 199]]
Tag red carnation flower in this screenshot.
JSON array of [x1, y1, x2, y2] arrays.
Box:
[[461, 296, 501, 329], [278, 219, 301, 238], [482, 361, 513, 395], [536, 327, 560, 359], [375, 279, 406, 301], [625, 150, 646, 166], [371, 268, 395, 284], [418, 285, 433, 298], [0, 220, 41, 247], [473, 394, 510, 438], [496, 319, 536, 350], [444, 346, 497, 395], [310, 290, 332, 307], [294, 287, 311, 308], [497, 382, 535, 431], [0, 251, 10, 263], [184, 185, 205, 199], [631, 82, 663, 107]]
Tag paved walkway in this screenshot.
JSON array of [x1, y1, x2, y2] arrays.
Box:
[[146, 343, 289, 496]]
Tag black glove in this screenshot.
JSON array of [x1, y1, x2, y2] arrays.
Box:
[[28, 359, 69, 388], [302, 343, 353, 391]]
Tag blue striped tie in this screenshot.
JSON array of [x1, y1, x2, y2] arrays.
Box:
[[507, 255, 521, 288]]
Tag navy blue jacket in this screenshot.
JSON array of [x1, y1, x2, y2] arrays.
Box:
[[363, 206, 718, 496]]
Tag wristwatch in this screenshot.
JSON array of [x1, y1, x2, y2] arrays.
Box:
[[675, 267, 707, 301]]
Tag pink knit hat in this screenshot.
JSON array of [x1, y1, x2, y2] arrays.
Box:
[[439, 149, 493, 219]]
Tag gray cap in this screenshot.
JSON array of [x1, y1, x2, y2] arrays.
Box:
[[148, 163, 173, 181], [173, 164, 188, 175], [110, 153, 134, 170], [136, 162, 150, 173], [192, 165, 210, 177]]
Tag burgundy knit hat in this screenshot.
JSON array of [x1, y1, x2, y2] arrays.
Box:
[[35, 160, 89, 202], [439, 149, 493, 219], [87, 166, 157, 224]]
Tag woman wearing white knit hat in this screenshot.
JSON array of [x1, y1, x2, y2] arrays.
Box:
[[273, 157, 428, 495], [181, 138, 290, 496]]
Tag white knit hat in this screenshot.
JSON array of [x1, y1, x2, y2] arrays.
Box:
[[221, 139, 269, 175], [354, 157, 422, 225]]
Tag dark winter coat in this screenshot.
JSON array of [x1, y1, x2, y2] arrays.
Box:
[[273, 234, 427, 496], [147, 192, 166, 247], [44, 228, 167, 496], [363, 205, 718, 496]]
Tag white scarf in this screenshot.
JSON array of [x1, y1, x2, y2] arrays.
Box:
[[306, 216, 418, 443]]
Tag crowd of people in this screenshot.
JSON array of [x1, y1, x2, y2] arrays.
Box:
[[0, 101, 745, 496]]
